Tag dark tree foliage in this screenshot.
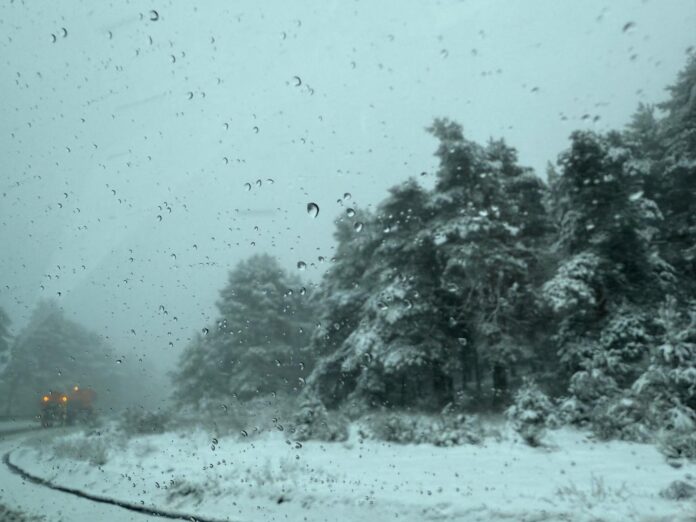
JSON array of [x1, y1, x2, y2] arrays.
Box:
[[174, 56, 696, 447], [306, 120, 553, 412]]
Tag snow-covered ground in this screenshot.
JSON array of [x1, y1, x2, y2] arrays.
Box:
[[8, 425, 696, 522], [0, 429, 161, 522]]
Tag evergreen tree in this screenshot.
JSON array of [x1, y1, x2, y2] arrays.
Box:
[[429, 121, 552, 406], [654, 54, 696, 288], [174, 254, 316, 404]]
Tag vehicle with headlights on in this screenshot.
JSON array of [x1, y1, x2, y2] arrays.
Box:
[[39, 391, 68, 428]]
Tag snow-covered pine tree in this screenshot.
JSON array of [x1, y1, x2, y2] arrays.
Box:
[[173, 254, 316, 405], [654, 54, 696, 290], [546, 130, 666, 423], [429, 120, 553, 407], [308, 180, 453, 410]]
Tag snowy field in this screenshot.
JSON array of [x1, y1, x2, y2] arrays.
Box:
[[8, 425, 696, 522]]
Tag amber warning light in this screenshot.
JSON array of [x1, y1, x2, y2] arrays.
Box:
[[42, 396, 49, 402]]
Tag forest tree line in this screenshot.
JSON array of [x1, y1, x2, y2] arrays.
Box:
[[173, 54, 696, 447]]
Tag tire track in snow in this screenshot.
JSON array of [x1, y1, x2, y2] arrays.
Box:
[[2, 452, 231, 522]]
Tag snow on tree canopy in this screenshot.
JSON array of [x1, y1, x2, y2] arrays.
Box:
[[542, 252, 600, 313]]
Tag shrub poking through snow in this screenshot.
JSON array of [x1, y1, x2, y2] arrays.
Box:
[[359, 412, 484, 446], [52, 433, 110, 466], [293, 395, 348, 442], [506, 380, 553, 446], [590, 395, 651, 442], [659, 479, 696, 500], [119, 408, 169, 435]]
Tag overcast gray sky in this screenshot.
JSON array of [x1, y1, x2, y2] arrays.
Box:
[[1, 0, 695, 374]]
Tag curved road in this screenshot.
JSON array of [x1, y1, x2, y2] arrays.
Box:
[[0, 425, 163, 522]]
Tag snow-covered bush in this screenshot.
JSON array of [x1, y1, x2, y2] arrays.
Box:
[[52, 433, 111, 466], [0, 503, 44, 522], [506, 380, 553, 446], [559, 368, 619, 425], [165, 479, 207, 507], [655, 403, 696, 460], [590, 396, 650, 442], [360, 412, 484, 446], [119, 408, 169, 436], [660, 479, 696, 500], [292, 395, 349, 442]]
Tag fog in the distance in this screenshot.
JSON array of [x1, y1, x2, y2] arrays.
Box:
[[1, 0, 694, 401]]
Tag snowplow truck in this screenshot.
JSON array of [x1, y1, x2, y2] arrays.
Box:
[[39, 391, 68, 428], [66, 385, 96, 424]]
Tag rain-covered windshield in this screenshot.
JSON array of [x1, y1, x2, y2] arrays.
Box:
[[1, 1, 696, 521]]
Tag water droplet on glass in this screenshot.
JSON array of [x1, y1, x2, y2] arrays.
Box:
[[187, 91, 194, 100], [61, 28, 68, 38], [157, 215, 162, 222], [51, 34, 57, 43], [306, 202, 319, 218], [354, 222, 364, 232], [346, 208, 356, 218], [300, 287, 306, 295], [202, 327, 209, 336], [622, 21, 635, 32], [255, 179, 262, 187], [343, 192, 351, 201], [294, 441, 302, 449], [149, 10, 160, 21], [292, 76, 302, 86], [252, 126, 259, 134], [629, 190, 643, 201], [243, 182, 252, 191], [297, 261, 307, 270], [241, 429, 248, 437]]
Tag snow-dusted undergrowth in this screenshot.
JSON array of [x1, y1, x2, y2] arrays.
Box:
[[10, 422, 696, 522]]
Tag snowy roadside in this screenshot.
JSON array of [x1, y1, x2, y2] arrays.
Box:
[[0, 418, 40, 435], [8, 425, 696, 522]]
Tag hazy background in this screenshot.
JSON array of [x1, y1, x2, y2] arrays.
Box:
[[1, 0, 694, 380]]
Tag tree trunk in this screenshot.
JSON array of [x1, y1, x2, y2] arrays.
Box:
[[492, 363, 508, 409], [472, 346, 482, 396]]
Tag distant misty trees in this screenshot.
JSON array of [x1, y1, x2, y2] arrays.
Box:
[[0, 300, 125, 416], [0, 307, 11, 373], [173, 254, 316, 405], [173, 54, 696, 449]]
